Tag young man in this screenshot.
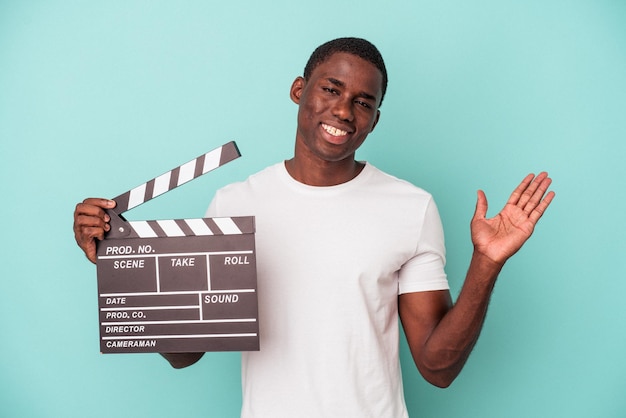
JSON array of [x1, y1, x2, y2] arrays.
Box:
[[74, 38, 554, 417]]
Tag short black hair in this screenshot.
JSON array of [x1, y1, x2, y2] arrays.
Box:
[[303, 37, 388, 106]]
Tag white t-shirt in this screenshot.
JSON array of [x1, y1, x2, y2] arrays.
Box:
[[206, 162, 449, 418]]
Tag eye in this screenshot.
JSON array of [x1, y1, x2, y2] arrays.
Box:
[[355, 100, 372, 109], [322, 86, 339, 95]]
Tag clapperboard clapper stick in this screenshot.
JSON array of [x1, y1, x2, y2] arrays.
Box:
[[96, 141, 259, 354]]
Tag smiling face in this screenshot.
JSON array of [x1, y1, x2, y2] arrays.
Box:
[[289, 52, 383, 176]]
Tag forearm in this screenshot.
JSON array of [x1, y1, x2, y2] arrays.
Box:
[[417, 252, 503, 386], [161, 352, 204, 369]]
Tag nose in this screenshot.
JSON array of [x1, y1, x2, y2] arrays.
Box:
[[332, 97, 354, 122]]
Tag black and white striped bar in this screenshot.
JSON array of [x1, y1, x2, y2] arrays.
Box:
[[125, 216, 255, 239], [112, 141, 240, 215]]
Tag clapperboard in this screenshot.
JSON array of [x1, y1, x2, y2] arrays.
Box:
[[96, 141, 258, 354]]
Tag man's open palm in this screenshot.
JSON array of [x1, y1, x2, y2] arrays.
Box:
[[471, 172, 555, 265]]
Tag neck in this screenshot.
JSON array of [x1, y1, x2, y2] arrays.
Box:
[[284, 155, 365, 186]]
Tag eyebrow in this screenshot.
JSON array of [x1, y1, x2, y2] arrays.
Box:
[[327, 77, 378, 103]]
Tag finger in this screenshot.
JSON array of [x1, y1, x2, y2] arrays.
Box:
[[506, 173, 535, 206], [74, 226, 102, 264], [75, 199, 115, 217], [528, 190, 555, 224], [74, 200, 115, 231], [79, 239, 98, 264], [473, 190, 488, 221], [85, 249, 97, 264], [522, 175, 552, 213], [73, 198, 115, 265], [74, 212, 111, 233], [516, 172, 549, 209], [75, 224, 108, 244], [82, 197, 116, 209], [73, 215, 111, 262]]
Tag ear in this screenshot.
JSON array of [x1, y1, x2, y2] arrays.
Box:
[[290, 76, 305, 104], [370, 110, 381, 132]]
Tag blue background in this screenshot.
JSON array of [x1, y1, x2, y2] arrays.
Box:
[[1, 1, 625, 417]]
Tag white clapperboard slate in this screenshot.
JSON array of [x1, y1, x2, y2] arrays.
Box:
[[96, 141, 259, 354]]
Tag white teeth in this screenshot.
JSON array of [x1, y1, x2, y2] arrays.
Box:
[[322, 123, 348, 137]]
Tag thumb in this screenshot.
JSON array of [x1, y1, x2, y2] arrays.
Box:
[[473, 190, 488, 221]]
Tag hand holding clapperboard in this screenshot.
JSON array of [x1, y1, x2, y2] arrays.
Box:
[[96, 141, 259, 354]]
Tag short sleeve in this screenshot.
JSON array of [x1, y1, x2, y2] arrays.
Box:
[[398, 197, 449, 294]]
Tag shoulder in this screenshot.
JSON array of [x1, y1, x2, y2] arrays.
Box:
[[217, 162, 283, 195], [209, 163, 283, 215], [362, 163, 434, 201]]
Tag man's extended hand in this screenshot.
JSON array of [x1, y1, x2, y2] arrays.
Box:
[[73, 198, 116, 264], [471, 172, 555, 265]]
